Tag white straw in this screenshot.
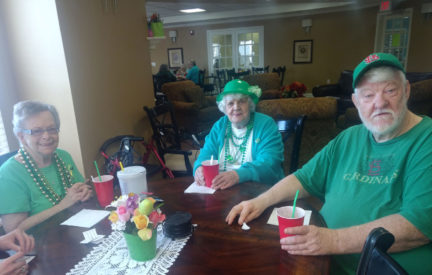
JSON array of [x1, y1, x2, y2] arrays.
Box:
[[210, 155, 214, 165]]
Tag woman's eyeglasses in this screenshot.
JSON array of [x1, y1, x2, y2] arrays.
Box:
[[21, 128, 59, 136]]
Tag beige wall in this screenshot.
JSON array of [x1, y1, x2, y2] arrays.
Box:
[[0, 0, 155, 176], [151, 1, 432, 91], [0, 0, 83, 171], [55, 0, 154, 176]]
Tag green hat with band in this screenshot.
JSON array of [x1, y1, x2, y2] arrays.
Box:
[[217, 79, 262, 104], [352, 52, 405, 89]]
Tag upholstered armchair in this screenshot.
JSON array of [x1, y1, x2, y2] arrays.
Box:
[[257, 97, 339, 169], [242, 72, 282, 99], [161, 80, 223, 134]]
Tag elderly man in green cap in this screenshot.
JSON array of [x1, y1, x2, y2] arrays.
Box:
[[226, 53, 432, 274], [193, 79, 285, 190]]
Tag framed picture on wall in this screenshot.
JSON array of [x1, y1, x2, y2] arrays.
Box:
[[167, 48, 184, 69], [293, 40, 313, 64]]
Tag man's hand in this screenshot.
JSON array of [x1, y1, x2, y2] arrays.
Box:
[[194, 166, 205, 186], [280, 225, 339, 255], [225, 197, 267, 225], [211, 171, 239, 190], [0, 229, 34, 253]]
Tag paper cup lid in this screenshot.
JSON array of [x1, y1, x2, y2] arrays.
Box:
[[117, 166, 146, 176]]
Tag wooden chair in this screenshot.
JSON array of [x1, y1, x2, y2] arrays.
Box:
[[226, 68, 236, 81], [234, 70, 251, 79], [144, 102, 199, 177], [272, 66, 286, 86], [252, 65, 269, 74], [216, 69, 227, 87], [356, 227, 408, 275], [198, 69, 206, 88], [276, 115, 306, 174], [203, 75, 222, 95]]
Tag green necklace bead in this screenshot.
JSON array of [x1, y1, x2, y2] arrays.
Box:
[[19, 148, 73, 206], [223, 114, 254, 171]]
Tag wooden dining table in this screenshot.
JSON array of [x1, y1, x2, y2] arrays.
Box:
[[27, 176, 330, 274]]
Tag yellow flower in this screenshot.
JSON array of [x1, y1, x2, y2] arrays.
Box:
[[108, 211, 119, 223], [133, 215, 149, 230], [138, 228, 153, 241]]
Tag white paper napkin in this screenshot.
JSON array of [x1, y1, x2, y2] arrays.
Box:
[[267, 208, 312, 226], [61, 209, 110, 228], [184, 182, 216, 194]]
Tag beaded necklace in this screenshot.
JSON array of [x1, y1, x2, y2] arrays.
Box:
[[223, 114, 254, 171], [19, 148, 73, 206]]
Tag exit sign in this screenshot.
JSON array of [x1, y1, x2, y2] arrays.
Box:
[[380, 0, 392, 11]]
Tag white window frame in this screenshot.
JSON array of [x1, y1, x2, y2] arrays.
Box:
[[207, 26, 264, 75]]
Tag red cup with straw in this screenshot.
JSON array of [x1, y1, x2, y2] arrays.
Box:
[[92, 161, 114, 208]]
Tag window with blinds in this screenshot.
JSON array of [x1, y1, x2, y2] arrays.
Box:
[[0, 110, 10, 155]]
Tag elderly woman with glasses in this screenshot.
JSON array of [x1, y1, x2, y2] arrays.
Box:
[[0, 101, 92, 233], [194, 79, 284, 190]]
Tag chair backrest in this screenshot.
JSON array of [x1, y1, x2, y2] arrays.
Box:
[[273, 66, 286, 86], [0, 150, 18, 167], [226, 68, 236, 81], [144, 102, 182, 155], [276, 115, 306, 174], [356, 227, 408, 275], [198, 69, 206, 87], [216, 69, 227, 87]]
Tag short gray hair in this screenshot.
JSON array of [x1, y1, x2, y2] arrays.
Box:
[[354, 67, 407, 94], [13, 100, 60, 136], [217, 93, 256, 115]]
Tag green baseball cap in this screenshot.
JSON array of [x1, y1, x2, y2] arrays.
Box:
[[352, 52, 405, 89], [217, 79, 262, 104]]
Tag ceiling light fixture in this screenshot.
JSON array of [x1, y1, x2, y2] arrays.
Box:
[[180, 8, 206, 13]]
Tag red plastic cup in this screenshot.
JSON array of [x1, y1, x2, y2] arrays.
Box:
[[92, 175, 114, 208], [202, 160, 219, 188], [276, 206, 305, 239]]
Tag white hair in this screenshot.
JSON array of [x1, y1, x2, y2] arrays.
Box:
[[217, 93, 256, 115], [12, 100, 60, 136], [354, 67, 407, 94]]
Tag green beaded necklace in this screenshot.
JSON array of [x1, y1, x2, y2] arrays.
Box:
[[223, 114, 254, 171], [19, 148, 73, 206]]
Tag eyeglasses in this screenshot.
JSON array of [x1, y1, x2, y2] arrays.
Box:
[[21, 127, 59, 136]]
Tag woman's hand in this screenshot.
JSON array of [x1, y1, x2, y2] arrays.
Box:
[[194, 166, 205, 186], [0, 251, 28, 275], [0, 229, 34, 253], [211, 171, 239, 190], [59, 182, 92, 209]]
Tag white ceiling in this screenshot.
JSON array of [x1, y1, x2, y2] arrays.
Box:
[[146, 0, 382, 27]]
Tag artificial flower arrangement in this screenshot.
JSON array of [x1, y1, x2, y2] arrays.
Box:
[[281, 81, 307, 98], [148, 13, 162, 24], [108, 193, 165, 241]]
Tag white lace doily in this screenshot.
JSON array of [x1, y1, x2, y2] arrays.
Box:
[[67, 226, 190, 275]]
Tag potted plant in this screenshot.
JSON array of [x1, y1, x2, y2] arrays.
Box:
[[281, 81, 307, 98], [108, 193, 165, 261], [148, 13, 164, 37]]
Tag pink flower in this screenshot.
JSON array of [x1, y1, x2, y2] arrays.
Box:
[[149, 210, 166, 229], [117, 206, 130, 222]]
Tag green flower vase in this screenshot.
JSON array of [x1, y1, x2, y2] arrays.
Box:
[[123, 230, 157, 261], [150, 22, 165, 37]]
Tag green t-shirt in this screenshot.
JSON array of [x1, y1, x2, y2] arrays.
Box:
[[0, 149, 84, 216], [295, 116, 432, 275]]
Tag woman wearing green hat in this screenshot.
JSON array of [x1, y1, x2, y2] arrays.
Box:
[[193, 79, 285, 190]]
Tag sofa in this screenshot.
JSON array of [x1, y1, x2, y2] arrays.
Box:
[[257, 97, 339, 170], [337, 78, 432, 129], [161, 80, 223, 134], [242, 73, 282, 99]]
